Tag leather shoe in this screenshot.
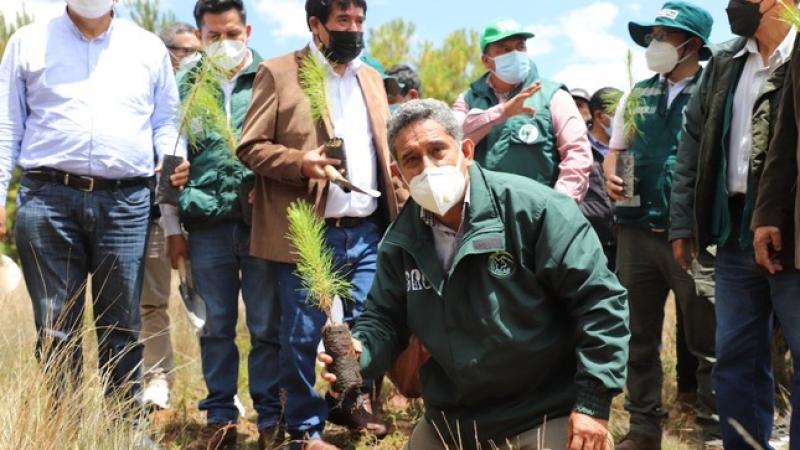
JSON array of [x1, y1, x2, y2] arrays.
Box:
[[185, 422, 237, 450]]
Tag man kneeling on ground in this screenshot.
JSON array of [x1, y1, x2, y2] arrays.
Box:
[[320, 99, 630, 450]]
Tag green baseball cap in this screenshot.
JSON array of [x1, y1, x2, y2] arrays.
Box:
[[480, 18, 535, 52], [360, 54, 388, 78], [629, 1, 714, 60]]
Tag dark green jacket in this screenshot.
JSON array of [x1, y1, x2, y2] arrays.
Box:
[[617, 72, 701, 230], [670, 37, 794, 251], [463, 67, 565, 186], [353, 164, 629, 448], [177, 50, 263, 230]]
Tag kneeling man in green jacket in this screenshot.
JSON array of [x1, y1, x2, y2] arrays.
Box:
[[320, 99, 630, 450]]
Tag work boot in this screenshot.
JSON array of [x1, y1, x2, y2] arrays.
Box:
[[186, 422, 237, 450], [257, 425, 286, 450], [327, 392, 388, 439], [616, 432, 661, 450]]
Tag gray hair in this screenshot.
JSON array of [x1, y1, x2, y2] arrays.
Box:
[[158, 22, 197, 48], [387, 99, 463, 158]]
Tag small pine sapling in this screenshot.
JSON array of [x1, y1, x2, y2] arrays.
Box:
[[780, 0, 800, 29], [286, 200, 363, 402], [156, 48, 238, 205]]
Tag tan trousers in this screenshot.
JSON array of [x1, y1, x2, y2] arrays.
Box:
[[139, 222, 174, 384], [403, 416, 570, 450]]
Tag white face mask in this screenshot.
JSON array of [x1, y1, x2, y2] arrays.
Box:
[[207, 39, 247, 72], [404, 149, 467, 216], [178, 51, 202, 71], [645, 39, 691, 74], [491, 50, 531, 85], [66, 0, 113, 19]]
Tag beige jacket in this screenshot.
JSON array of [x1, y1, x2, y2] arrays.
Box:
[[237, 46, 399, 262]]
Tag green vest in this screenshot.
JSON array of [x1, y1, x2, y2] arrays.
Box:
[[177, 50, 262, 230], [616, 72, 701, 230], [463, 67, 565, 186]]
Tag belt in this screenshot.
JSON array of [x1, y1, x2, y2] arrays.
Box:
[[325, 216, 372, 228], [24, 168, 151, 192]]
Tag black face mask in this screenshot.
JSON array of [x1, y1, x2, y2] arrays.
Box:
[[726, 0, 763, 37], [322, 26, 364, 64]]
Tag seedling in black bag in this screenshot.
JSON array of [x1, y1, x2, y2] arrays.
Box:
[[157, 45, 238, 205]]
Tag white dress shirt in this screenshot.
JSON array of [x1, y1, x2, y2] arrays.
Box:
[[309, 43, 378, 219], [0, 10, 184, 202], [728, 28, 796, 195]]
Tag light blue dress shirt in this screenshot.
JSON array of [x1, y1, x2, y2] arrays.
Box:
[[0, 10, 185, 202]]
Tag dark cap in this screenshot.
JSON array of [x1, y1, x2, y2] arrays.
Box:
[[628, 1, 714, 60], [385, 64, 421, 95], [570, 88, 591, 103]]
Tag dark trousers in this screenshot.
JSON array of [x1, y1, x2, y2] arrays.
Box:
[[15, 175, 150, 400], [271, 219, 381, 442], [616, 225, 717, 437]]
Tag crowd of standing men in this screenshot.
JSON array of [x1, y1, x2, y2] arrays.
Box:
[[1, 0, 800, 449]]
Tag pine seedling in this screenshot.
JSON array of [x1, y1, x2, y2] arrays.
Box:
[[780, 0, 800, 28], [622, 49, 643, 143], [286, 200, 351, 318], [174, 50, 238, 155], [286, 200, 362, 401], [299, 50, 330, 124]]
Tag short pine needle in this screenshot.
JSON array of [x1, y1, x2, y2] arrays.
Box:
[[622, 49, 643, 143], [175, 53, 238, 155], [286, 201, 351, 317], [299, 51, 330, 124], [780, 0, 800, 28]]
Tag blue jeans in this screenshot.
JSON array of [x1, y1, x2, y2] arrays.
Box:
[[189, 222, 281, 430], [14, 175, 150, 400], [715, 240, 800, 450], [273, 219, 381, 440]]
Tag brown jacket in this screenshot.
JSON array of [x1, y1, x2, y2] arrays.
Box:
[[237, 46, 399, 263], [752, 48, 799, 269]]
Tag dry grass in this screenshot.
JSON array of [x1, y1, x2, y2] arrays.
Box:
[[0, 279, 720, 449]]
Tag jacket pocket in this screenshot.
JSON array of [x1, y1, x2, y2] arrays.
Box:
[[179, 171, 221, 222]]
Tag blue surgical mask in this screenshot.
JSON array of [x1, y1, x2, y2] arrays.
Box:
[[601, 114, 613, 138], [491, 50, 531, 85]]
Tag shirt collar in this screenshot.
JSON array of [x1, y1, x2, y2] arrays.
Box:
[[309, 40, 361, 76], [420, 183, 471, 229], [733, 28, 797, 67], [62, 6, 116, 42], [224, 49, 253, 86]]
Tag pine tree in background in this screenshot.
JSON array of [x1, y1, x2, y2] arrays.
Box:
[[368, 21, 483, 105], [367, 19, 415, 68], [0, 4, 33, 57], [126, 0, 176, 33]]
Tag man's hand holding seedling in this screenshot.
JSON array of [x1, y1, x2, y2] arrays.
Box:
[[302, 145, 341, 179], [318, 337, 363, 396]]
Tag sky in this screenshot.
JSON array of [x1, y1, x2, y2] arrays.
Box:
[[3, 0, 737, 93]]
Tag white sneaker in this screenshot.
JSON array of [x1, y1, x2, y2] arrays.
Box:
[[142, 378, 171, 410]]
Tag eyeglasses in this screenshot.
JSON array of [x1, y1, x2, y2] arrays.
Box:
[[167, 46, 199, 58], [643, 30, 682, 45]]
